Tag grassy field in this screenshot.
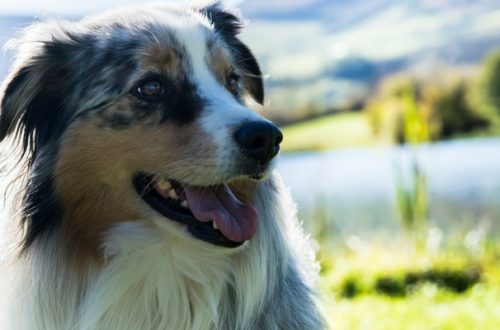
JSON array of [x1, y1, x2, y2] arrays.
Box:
[[328, 285, 500, 330], [280, 112, 386, 152], [319, 245, 500, 329]]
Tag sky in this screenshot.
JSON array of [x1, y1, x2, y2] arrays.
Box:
[[0, 0, 244, 16]]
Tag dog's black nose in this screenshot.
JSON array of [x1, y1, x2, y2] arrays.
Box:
[[234, 121, 283, 163]]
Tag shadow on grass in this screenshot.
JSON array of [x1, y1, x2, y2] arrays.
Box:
[[339, 267, 482, 298]]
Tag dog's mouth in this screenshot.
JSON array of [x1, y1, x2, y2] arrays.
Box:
[[133, 173, 258, 248]]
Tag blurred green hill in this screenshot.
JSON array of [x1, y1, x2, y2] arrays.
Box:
[[239, 0, 500, 121]]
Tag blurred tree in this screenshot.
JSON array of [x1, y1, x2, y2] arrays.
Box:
[[400, 83, 430, 144], [472, 50, 500, 122], [428, 81, 490, 138], [368, 72, 493, 143]]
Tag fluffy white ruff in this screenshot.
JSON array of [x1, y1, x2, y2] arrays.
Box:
[[0, 173, 322, 329]]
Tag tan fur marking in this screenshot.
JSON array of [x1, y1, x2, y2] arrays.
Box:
[[228, 179, 259, 206], [207, 43, 233, 84], [54, 114, 218, 262], [143, 43, 180, 73]]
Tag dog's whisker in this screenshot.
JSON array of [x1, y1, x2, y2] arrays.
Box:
[[147, 29, 161, 47]]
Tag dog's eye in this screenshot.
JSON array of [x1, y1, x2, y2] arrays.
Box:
[[226, 73, 240, 94], [136, 80, 165, 98]]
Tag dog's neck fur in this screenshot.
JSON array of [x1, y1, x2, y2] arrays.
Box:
[[3, 174, 323, 330]]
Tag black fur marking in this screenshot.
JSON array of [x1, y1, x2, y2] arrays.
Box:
[[76, 100, 112, 120], [0, 52, 73, 251], [229, 41, 264, 104], [200, 3, 243, 37], [106, 113, 134, 129], [161, 77, 205, 125], [0, 68, 30, 141], [98, 102, 154, 129], [0, 37, 86, 161], [1, 40, 85, 250], [73, 37, 139, 98], [21, 78, 69, 161], [21, 149, 63, 252], [200, 3, 264, 104]]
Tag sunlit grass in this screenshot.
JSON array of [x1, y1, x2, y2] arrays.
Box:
[[319, 244, 500, 329], [281, 112, 388, 152], [327, 285, 500, 330]]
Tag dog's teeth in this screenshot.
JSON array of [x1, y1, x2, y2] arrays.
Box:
[[157, 180, 172, 191], [168, 189, 178, 199], [212, 222, 218, 230], [180, 200, 188, 208]]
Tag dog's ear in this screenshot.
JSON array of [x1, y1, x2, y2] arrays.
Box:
[[199, 2, 264, 104], [0, 21, 75, 159]]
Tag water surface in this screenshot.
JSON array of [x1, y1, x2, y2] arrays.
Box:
[[278, 138, 500, 239]]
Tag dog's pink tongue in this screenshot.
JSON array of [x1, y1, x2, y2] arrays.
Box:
[[184, 185, 258, 242]]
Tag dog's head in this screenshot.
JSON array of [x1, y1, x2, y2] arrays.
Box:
[[0, 3, 282, 254]]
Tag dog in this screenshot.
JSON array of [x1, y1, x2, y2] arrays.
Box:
[[0, 2, 324, 329]]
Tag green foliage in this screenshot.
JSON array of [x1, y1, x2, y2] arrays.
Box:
[[340, 276, 362, 298], [431, 82, 490, 138], [472, 50, 500, 121], [335, 266, 481, 299], [394, 156, 429, 247], [407, 268, 481, 293], [375, 276, 406, 297], [399, 83, 430, 144], [376, 267, 481, 297], [366, 67, 496, 143]]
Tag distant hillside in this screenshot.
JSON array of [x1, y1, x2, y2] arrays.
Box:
[[239, 0, 500, 118]]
